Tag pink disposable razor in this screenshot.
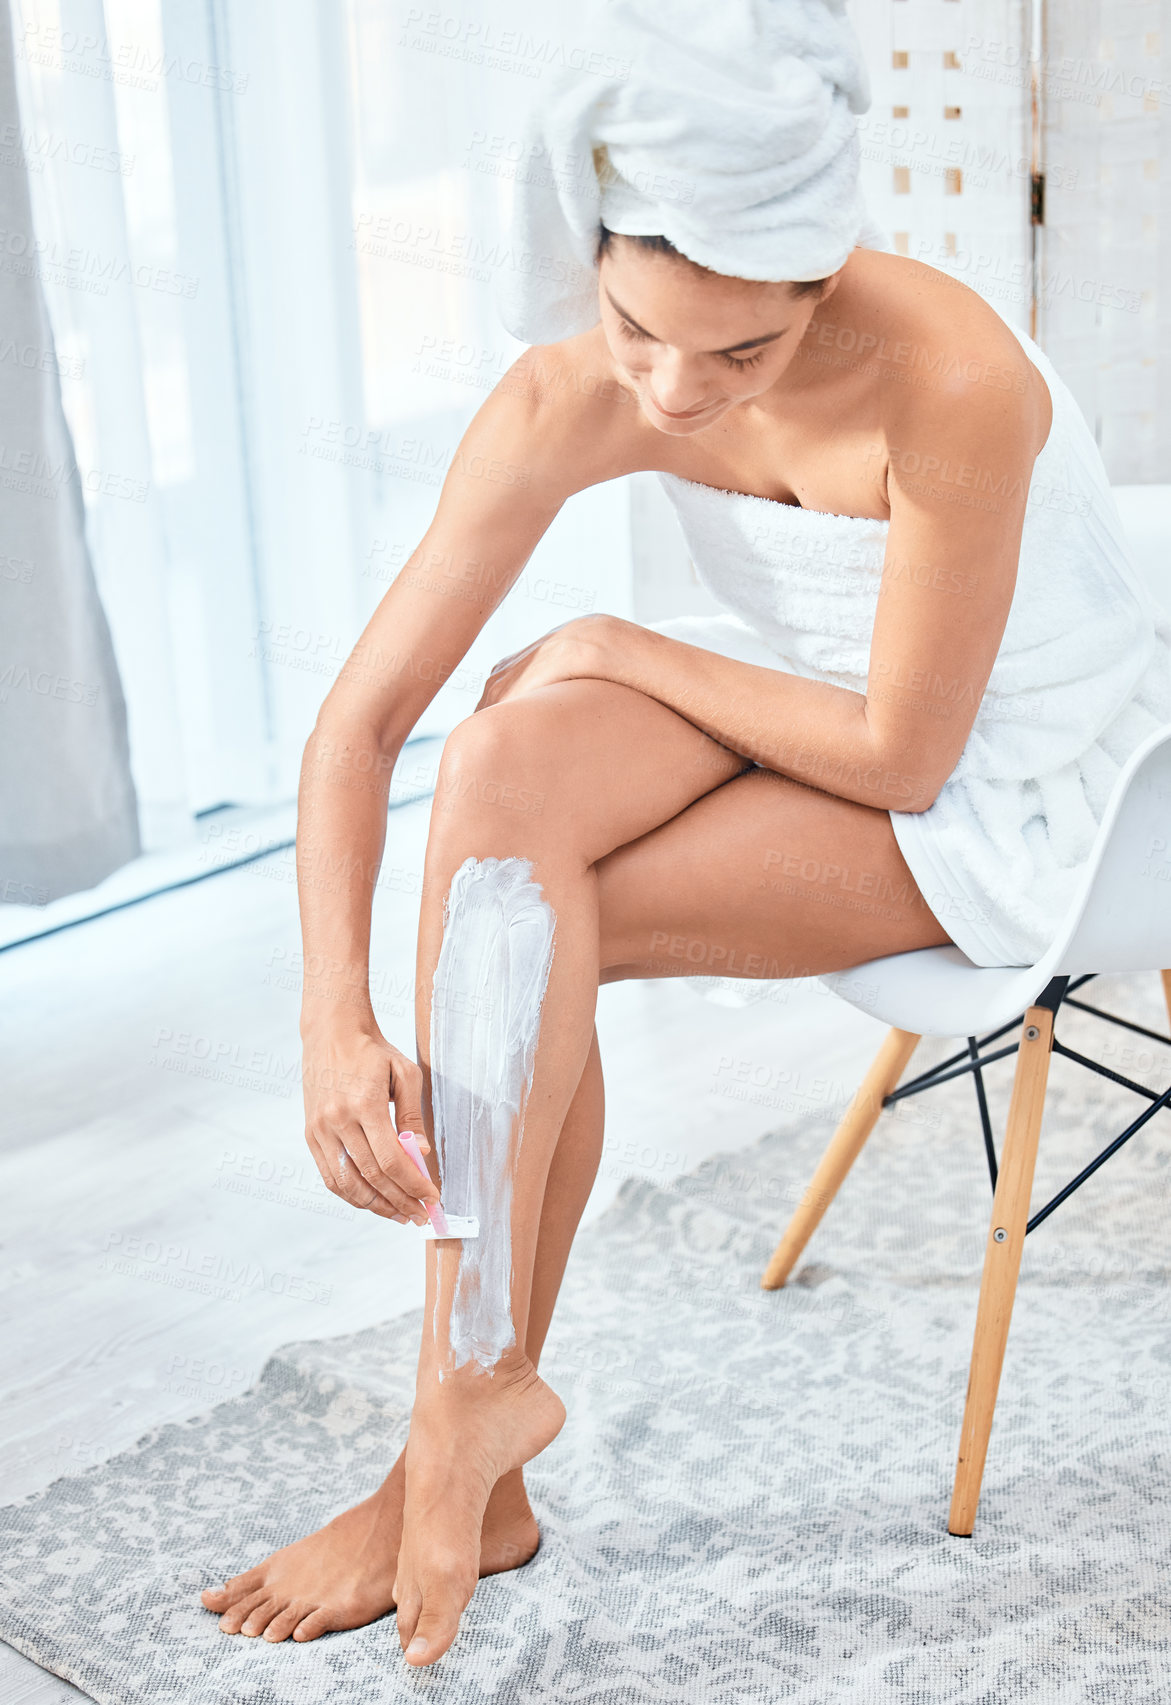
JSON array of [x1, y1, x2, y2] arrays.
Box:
[[396, 1131, 479, 1240]]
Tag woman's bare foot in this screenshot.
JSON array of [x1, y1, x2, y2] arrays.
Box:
[[395, 1348, 565, 1668], [199, 1455, 540, 1643]]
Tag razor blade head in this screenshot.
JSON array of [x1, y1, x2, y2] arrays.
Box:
[[418, 1215, 480, 1240]]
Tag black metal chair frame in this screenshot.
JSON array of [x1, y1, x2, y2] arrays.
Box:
[[882, 973, 1171, 1231], [761, 969, 1171, 1532]]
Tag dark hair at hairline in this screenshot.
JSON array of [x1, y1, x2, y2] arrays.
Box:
[[594, 224, 827, 298]]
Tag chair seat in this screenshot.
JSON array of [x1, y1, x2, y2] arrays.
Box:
[[820, 723, 1171, 1038], [820, 945, 1057, 1037]]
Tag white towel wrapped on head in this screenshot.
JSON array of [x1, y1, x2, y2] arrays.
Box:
[[497, 0, 887, 344]]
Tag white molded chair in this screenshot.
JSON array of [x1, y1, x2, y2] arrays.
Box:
[[761, 724, 1171, 1535]]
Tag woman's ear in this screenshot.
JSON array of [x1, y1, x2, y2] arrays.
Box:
[[816, 268, 845, 303]]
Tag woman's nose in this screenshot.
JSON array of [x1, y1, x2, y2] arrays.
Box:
[[646, 353, 708, 413]]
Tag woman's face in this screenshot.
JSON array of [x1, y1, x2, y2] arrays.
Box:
[[597, 238, 838, 436]]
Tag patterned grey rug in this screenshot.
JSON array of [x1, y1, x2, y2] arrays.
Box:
[[3, 984, 1171, 1704]]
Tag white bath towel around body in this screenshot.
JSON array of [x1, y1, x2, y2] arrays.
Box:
[[647, 321, 1171, 968]]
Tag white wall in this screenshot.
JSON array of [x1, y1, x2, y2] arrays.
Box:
[[1038, 3, 1170, 481]]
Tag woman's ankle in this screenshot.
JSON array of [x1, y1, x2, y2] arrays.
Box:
[[414, 1341, 538, 1404], [486, 1465, 531, 1514]]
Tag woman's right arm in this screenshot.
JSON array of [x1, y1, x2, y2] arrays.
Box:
[[295, 351, 605, 1222]]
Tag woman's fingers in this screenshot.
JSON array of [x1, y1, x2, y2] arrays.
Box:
[[305, 1071, 429, 1212], [387, 1055, 431, 1161], [476, 634, 550, 708], [299, 1036, 440, 1221], [351, 1049, 440, 1207], [304, 1125, 410, 1222], [337, 1115, 438, 1223], [304, 1123, 345, 1196]]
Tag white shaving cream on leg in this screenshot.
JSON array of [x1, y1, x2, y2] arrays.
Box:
[[429, 856, 556, 1374]]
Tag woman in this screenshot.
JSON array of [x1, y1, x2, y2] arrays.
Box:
[[201, 0, 1171, 1670]]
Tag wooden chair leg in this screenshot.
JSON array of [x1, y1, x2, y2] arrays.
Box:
[[1161, 969, 1171, 1036], [948, 1003, 1055, 1536], [761, 1027, 921, 1290]]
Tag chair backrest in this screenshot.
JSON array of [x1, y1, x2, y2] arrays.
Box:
[[1057, 725, 1171, 974]]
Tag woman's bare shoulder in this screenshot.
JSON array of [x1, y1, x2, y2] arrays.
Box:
[[858, 252, 1051, 456], [480, 329, 659, 496]]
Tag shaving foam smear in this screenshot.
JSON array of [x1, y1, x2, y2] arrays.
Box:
[[429, 856, 555, 1373]]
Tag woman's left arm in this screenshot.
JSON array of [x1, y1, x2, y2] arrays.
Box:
[[479, 371, 1042, 815]]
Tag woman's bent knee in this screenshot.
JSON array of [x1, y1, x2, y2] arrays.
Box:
[[431, 701, 568, 839]]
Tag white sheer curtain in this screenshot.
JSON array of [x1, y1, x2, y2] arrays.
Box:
[[0, 0, 140, 903], [9, 0, 635, 855]]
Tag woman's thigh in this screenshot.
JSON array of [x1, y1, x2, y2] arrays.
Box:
[[426, 678, 751, 870], [596, 764, 955, 982]]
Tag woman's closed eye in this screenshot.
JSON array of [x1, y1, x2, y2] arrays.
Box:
[[720, 348, 766, 370], [615, 316, 766, 371]]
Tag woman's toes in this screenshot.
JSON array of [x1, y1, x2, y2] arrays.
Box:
[[262, 1604, 308, 1643], [292, 1609, 332, 1643], [238, 1598, 280, 1637], [217, 1588, 272, 1634], [201, 1568, 260, 1612], [393, 1580, 420, 1650], [401, 1608, 459, 1668], [400, 1580, 471, 1668]]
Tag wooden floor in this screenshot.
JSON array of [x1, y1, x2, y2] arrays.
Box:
[[0, 792, 886, 1701]]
